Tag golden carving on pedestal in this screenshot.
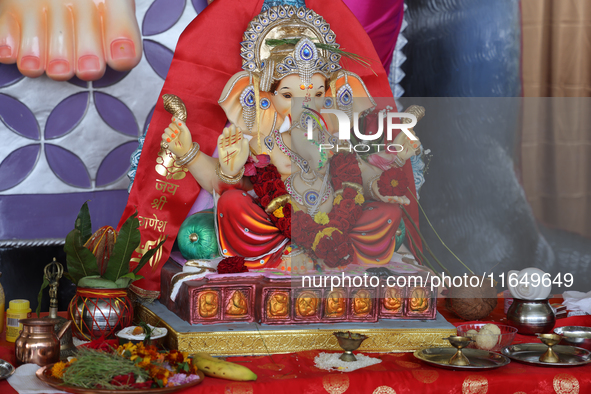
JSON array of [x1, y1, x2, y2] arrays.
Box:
[[297, 291, 319, 317], [135, 305, 456, 356], [353, 290, 372, 316], [268, 292, 289, 318], [410, 288, 429, 312], [226, 290, 248, 316], [325, 290, 346, 318], [198, 291, 219, 318]]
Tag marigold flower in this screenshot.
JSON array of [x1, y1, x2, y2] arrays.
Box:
[[354, 193, 365, 205], [273, 207, 284, 218], [333, 195, 343, 205], [51, 361, 68, 379], [311, 227, 341, 251], [314, 211, 329, 225]]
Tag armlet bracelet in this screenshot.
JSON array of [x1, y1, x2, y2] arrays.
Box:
[[216, 163, 245, 185], [176, 142, 200, 166]]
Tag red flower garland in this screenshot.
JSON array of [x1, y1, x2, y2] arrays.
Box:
[[329, 152, 362, 190], [250, 161, 291, 239], [249, 152, 367, 268]]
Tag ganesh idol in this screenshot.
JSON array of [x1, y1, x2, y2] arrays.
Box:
[[121, 1, 423, 300]]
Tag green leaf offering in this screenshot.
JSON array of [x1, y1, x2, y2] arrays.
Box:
[[63, 203, 166, 288], [75, 201, 92, 245], [103, 212, 140, 282], [78, 276, 119, 289], [64, 229, 99, 284], [132, 237, 167, 275]]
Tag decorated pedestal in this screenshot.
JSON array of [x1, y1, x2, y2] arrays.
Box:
[[136, 299, 455, 356], [135, 257, 455, 355]]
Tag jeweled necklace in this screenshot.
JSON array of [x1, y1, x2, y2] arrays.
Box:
[[285, 164, 331, 218]]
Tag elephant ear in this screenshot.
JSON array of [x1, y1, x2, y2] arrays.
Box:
[[330, 71, 376, 113], [218, 71, 282, 144], [324, 71, 376, 132]]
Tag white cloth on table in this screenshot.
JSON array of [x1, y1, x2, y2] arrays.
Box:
[[563, 290, 591, 317], [314, 352, 382, 372], [7, 363, 66, 394]]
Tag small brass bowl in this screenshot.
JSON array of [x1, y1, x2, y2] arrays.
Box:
[[333, 331, 368, 362]]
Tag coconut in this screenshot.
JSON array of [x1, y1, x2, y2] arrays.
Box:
[[445, 275, 497, 320]]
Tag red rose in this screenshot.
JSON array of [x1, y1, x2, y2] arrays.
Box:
[[342, 187, 357, 200], [217, 256, 249, 274], [260, 195, 272, 208], [253, 183, 265, 197], [377, 167, 409, 197], [330, 153, 362, 189], [340, 199, 355, 211], [351, 206, 363, 222], [276, 218, 291, 238], [292, 211, 319, 248], [111, 373, 135, 386]]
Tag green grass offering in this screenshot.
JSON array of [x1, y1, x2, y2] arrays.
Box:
[[62, 348, 149, 389]]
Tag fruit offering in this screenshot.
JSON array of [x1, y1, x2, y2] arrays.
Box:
[[193, 352, 257, 381]]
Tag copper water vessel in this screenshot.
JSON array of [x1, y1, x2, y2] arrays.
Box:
[[15, 318, 72, 366]]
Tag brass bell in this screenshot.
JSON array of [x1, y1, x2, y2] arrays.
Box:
[[44, 258, 78, 359]]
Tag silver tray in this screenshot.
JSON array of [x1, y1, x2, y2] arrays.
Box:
[[414, 347, 510, 370], [0, 359, 15, 380], [502, 343, 591, 367]]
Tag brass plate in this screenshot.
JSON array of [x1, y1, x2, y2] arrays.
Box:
[[414, 347, 510, 370], [136, 304, 456, 356], [502, 343, 591, 367], [36, 364, 205, 394], [0, 359, 15, 380]]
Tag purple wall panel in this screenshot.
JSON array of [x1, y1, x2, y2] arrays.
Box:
[[0, 144, 40, 191], [96, 141, 139, 186], [45, 92, 89, 139], [45, 144, 91, 188], [143, 0, 186, 36], [0, 190, 130, 240], [0, 94, 39, 140]]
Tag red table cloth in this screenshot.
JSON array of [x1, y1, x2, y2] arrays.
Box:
[[1, 300, 590, 394]]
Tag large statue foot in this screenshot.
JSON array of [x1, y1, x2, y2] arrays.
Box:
[[0, 0, 142, 81]]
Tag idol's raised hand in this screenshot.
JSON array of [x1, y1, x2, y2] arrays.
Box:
[[163, 117, 193, 158], [217, 125, 250, 177]]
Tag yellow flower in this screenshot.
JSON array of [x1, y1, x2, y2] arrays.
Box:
[[311, 227, 341, 251], [333, 194, 343, 205], [354, 193, 365, 205], [314, 211, 329, 225], [273, 207, 284, 218], [51, 361, 68, 379], [390, 179, 399, 187]]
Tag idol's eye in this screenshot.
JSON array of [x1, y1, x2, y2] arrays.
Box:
[[282, 93, 292, 99], [315, 91, 324, 97]]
